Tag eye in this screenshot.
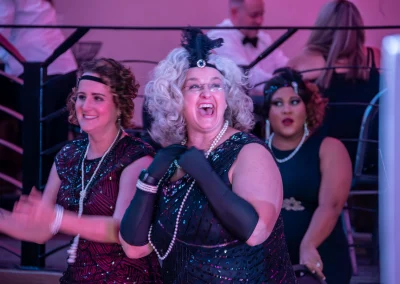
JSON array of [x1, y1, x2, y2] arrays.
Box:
[[77, 94, 86, 101], [272, 101, 282, 106], [188, 84, 201, 90], [94, 96, 104, 101], [210, 83, 222, 91], [291, 99, 301, 105]]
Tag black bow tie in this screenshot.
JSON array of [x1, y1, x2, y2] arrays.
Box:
[[242, 36, 258, 48]]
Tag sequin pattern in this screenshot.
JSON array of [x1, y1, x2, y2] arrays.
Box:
[[55, 135, 162, 283], [151, 132, 297, 283]]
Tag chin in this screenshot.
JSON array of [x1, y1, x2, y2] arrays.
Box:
[[276, 130, 297, 139]]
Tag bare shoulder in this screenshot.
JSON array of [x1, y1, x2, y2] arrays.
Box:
[[319, 137, 349, 160], [237, 142, 275, 165], [288, 49, 325, 70], [288, 49, 326, 80]]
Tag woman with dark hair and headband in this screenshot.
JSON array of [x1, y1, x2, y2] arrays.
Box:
[[10, 58, 161, 283], [119, 29, 296, 283], [264, 67, 352, 283]]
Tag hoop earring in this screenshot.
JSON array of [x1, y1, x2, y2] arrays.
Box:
[[304, 121, 310, 137], [266, 120, 271, 140]]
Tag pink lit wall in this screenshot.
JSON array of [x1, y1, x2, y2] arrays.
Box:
[[53, 0, 400, 126]]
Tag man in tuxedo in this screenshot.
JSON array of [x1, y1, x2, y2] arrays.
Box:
[[208, 0, 288, 95]]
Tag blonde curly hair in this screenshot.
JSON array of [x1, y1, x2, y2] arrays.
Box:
[[145, 47, 255, 147]]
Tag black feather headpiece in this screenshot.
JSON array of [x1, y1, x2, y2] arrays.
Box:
[[181, 28, 224, 69]]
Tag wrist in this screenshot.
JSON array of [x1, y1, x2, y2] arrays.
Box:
[[49, 205, 64, 235], [137, 169, 159, 194], [139, 169, 159, 186], [300, 240, 317, 249]]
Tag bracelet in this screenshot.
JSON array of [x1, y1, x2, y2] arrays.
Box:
[[50, 204, 64, 235], [136, 179, 158, 194]]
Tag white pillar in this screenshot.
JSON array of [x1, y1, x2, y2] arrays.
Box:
[[380, 34, 400, 284]]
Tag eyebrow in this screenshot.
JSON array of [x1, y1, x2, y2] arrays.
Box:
[[76, 91, 106, 97], [185, 76, 222, 82]]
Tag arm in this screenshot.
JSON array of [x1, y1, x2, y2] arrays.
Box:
[[0, 209, 51, 243], [0, 163, 62, 243], [300, 138, 352, 249], [58, 155, 153, 244], [14, 155, 153, 245], [230, 143, 283, 245], [298, 138, 351, 279], [119, 144, 187, 259], [178, 144, 282, 246]]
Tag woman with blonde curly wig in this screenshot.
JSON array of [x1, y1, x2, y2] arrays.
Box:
[[264, 67, 352, 283], [120, 28, 296, 283], [10, 58, 161, 283]]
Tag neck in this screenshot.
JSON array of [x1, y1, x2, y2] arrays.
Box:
[[87, 127, 120, 159], [271, 131, 305, 151], [186, 123, 226, 151]]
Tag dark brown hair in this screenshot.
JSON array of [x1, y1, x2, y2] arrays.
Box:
[[264, 67, 328, 132], [67, 58, 139, 129]]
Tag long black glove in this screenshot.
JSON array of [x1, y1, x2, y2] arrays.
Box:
[[177, 147, 259, 242], [120, 144, 187, 246]]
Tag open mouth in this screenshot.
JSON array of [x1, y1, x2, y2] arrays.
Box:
[[198, 103, 214, 116], [282, 118, 294, 126]]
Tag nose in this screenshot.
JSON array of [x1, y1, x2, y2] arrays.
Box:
[[81, 97, 93, 111], [200, 87, 211, 98], [254, 15, 263, 26], [282, 103, 292, 114]]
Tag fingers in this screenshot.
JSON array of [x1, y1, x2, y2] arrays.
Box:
[[13, 199, 32, 214], [163, 144, 187, 153], [304, 261, 326, 281], [30, 186, 41, 196]]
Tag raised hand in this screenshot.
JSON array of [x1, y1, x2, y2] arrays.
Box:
[[147, 144, 187, 180]]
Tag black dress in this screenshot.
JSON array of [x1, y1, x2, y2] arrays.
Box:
[[321, 47, 380, 172], [150, 132, 297, 283], [272, 131, 352, 284]]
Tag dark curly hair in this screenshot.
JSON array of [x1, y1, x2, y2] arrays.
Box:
[[263, 67, 328, 133], [67, 58, 139, 129]]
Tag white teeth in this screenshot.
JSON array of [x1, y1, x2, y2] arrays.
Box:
[[83, 115, 97, 119], [198, 104, 213, 109]]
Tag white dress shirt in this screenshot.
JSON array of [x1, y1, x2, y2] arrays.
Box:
[[0, 0, 77, 76], [208, 19, 288, 95]]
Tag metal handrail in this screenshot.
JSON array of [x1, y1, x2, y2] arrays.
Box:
[[0, 70, 23, 85], [0, 139, 23, 154], [1, 24, 399, 30], [0, 172, 22, 189], [0, 105, 23, 121]]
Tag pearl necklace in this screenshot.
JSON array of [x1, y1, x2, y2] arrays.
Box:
[[67, 128, 122, 264], [268, 125, 309, 163], [148, 120, 229, 261]]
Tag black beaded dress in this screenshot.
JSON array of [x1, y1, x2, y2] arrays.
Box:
[[55, 135, 162, 283], [150, 132, 297, 283]]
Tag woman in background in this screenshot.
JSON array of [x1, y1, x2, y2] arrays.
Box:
[[264, 68, 353, 283]]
